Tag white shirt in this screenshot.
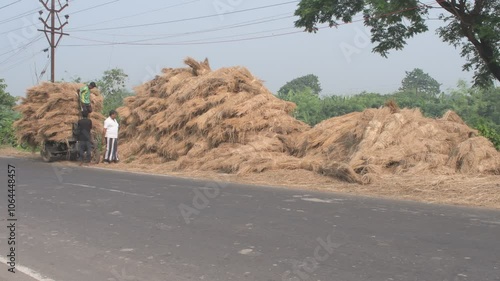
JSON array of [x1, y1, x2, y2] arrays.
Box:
[[104, 117, 119, 139]]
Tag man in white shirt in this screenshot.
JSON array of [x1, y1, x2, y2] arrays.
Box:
[[102, 110, 120, 163]]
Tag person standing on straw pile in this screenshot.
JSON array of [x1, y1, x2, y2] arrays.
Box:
[[102, 110, 119, 164], [79, 82, 96, 115], [78, 110, 93, 166]]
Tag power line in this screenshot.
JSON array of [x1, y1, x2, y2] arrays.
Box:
[[88, 14, 294, 45], [0, 0, 22, 11], [0, 7, 39, 25], [0, 0, 123, 36], [73, 12, 292, 37], [61, 1, 443, 47], [70, 1, 300, 32], [0, 34, 43, 65], [69, 0, 200, 31], [0, 49, 45, 73], [71, 0, 120, 15]]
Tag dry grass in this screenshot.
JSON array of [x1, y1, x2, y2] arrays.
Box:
[[0, 146, 37, 158], [297, 107, 500, 182], [117, 57, 309, 174], [115, 57, 499, 186], [14, 82, 106, 147]]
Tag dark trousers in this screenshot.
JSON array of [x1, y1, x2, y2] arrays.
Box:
[[82, 104, 93, 115], [79, 141, 92, 162], [104, 138, 119, 162]]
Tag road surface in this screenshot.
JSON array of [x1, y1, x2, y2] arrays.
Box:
[[0, 156, 499, 281]]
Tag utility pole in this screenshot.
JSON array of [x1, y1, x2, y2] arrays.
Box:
[[38, 0, 69, 83]]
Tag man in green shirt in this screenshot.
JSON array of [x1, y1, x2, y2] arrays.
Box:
[[79, 82, 96, 115]]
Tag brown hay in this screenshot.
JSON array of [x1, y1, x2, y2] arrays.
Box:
[[14, 82, 105, 147], [384, 99, 400, 113], [118, 57, 309, 175], [297, 107, 500, 181], [115, 57, 500, 184]]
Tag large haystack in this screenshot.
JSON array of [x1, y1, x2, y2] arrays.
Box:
[[117, 58, 309, 173], [117, 58, 500, 184], [14, 82, 105, 147], [296, 107, 500, 183]]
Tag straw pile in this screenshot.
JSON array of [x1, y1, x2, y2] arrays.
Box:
[[296, 108, 500, 183], [116, 57, 499, 184], [117, 58, 309, 173], [14, 82, 105, 147]]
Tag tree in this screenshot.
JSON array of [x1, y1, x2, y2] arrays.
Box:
[[0, 79, 19, 146], [399, 68, 441, 97], [277, 74, 322, 99], [286, 88, 323, 125], [96, 68, 133, 115], [294, 0, 500, 86], [0, 79, 16, 108], [97, 68, 128, 100]]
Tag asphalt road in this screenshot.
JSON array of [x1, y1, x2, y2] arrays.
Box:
[[0, 156, 499, 281]]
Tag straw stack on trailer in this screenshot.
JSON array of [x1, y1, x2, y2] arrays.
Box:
[[296, 105, 500, 183], [117, 58, 310, 174], [14, 82, 105, 148]]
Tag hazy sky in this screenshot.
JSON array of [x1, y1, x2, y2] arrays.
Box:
[[0, 0, 478, 98]]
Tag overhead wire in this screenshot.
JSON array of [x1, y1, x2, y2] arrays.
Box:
[[0, 34, 43, 65], [69, 0, 200, 31], [89, 14, 295, 44], [70, 0, 300, 32], [62, 0, 443, 47], [0, 0, 22, 11]]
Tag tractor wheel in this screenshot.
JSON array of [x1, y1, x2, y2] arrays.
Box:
[[40, 146, 56, 162]]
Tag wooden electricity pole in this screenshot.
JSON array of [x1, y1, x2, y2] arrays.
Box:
[[38, 0, 69, 82]]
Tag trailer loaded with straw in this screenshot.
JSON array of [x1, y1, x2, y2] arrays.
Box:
[[14, 82, 105, 163]]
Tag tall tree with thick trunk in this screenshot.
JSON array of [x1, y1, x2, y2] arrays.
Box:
[[294, 0, 500, 87]]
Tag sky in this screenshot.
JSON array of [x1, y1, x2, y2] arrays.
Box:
[[0, 0, 478, 98]]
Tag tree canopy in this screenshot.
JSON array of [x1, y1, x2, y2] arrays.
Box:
[[0, 79, 19, 146], [294, 0, 500, 87], [0, 79, 16, 108], [399, 68, 441, 97], [277, 74, 322, 99], [96, 68, 133, 115]]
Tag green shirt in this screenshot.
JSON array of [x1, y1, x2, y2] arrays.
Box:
[[80, 86, 90, 104]]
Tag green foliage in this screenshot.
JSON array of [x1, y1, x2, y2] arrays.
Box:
[[400, 68, 441, 97], [277, 74, 322, 99], [277, 73, 500, 149], [295, 0, 500, 85], [0, 79, 20, 147], [96, 68, 134, 115], [0, 79, 16, 108], [476, 122, 500, 150], [281, 88, 322, 125]]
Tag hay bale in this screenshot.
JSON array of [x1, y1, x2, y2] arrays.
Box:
[[384, 99, 400, 114], [14, 82, 105, 147], [297, 106, 500, 181], [115, 57, 500, 184], [118, 57, 310, 173]]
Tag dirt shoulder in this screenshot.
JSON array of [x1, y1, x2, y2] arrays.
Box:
[[2, 146, 499, 209]]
